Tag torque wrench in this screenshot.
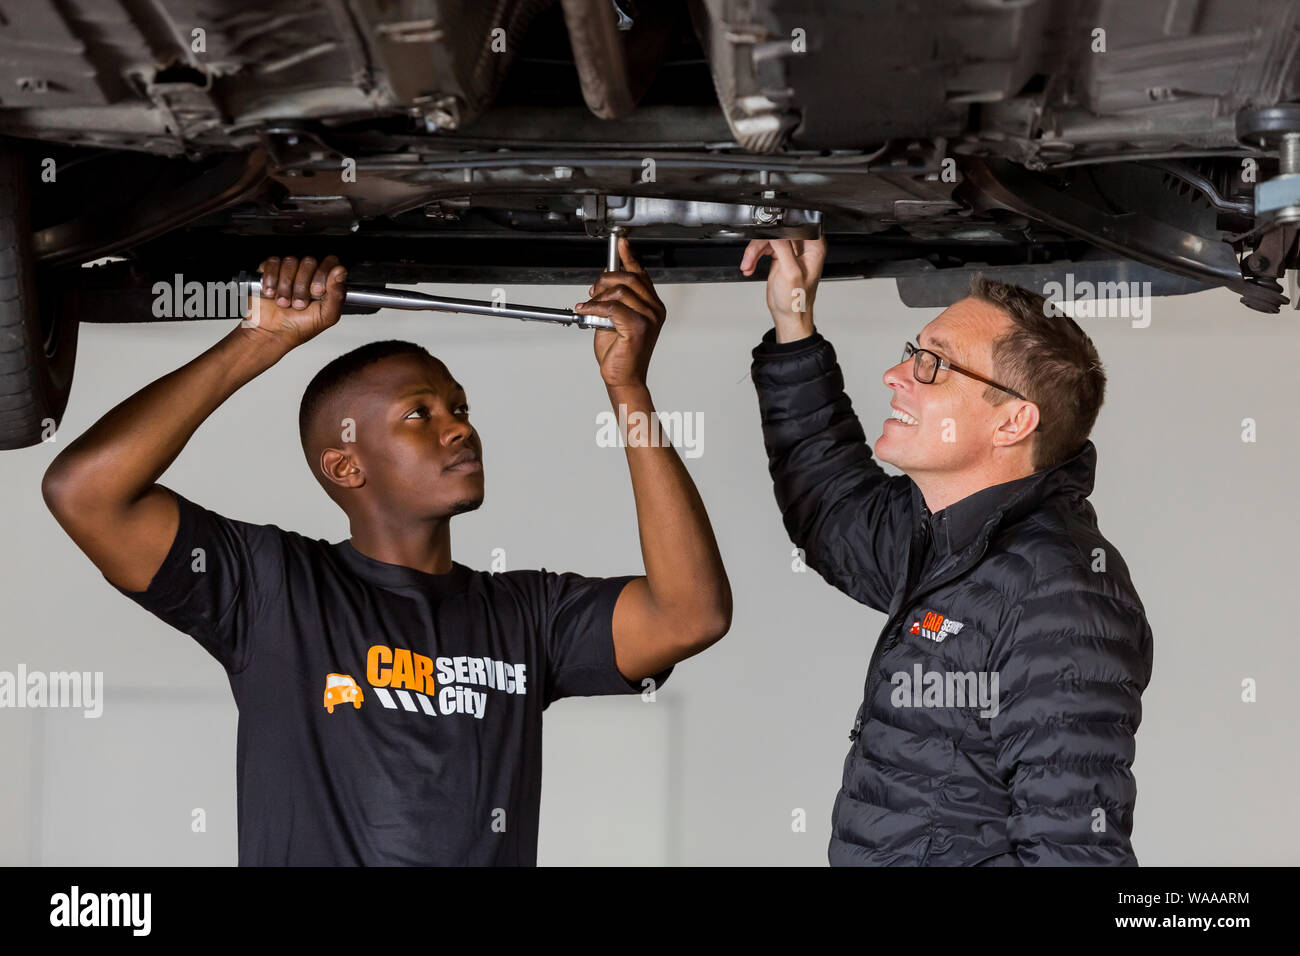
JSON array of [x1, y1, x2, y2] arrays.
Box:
[[239, 229, 625, 330]]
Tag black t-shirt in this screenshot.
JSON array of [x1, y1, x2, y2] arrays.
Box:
[[107, 488, 670, 865]]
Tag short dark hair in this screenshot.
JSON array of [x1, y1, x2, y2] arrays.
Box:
[[298, 339, 434, 460], [966, 275, 1106, 470]]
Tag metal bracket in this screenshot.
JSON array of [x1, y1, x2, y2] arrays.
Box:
[[963, 158, 1287, 312]]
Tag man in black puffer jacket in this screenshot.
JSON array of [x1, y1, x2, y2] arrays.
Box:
[[742, 237, 1154, 866]]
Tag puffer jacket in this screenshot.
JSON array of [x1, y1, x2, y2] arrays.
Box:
[[751, 328, 1154, 866]]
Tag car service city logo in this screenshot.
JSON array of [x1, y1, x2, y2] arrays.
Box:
[[322, 644, 527, 720], [909, 610, 965, 643]]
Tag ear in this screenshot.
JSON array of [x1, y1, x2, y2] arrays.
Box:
[[321, 447, 365, 489], [992, 400, 1039, 450]]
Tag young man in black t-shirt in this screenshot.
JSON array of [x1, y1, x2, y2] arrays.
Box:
[[41, 243, 731, 865]]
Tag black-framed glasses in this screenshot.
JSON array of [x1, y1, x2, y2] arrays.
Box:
[[902, 341, 1028, 401]]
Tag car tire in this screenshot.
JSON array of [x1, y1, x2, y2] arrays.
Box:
[[0, 144, 79, 450]]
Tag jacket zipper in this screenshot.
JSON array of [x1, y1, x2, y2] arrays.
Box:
[[850, 517, 930, 741], [849, 518, 992, 742]]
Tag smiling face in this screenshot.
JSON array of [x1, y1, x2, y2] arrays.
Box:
[[875, 297, 1029, 483], [323, 352, 485, 520]]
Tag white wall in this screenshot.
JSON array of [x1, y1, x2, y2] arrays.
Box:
[[2, 273, 1296, 865]]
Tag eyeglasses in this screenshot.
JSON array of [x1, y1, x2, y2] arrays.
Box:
[[901, 341, 1028, 401]]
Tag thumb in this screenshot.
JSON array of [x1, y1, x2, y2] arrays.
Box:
[[323, 265, 347, 317], [740, 239, 771, 275]]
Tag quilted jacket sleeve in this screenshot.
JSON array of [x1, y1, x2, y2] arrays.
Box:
[[750, 328, 912, 613], [986, 571, 1155, 865]]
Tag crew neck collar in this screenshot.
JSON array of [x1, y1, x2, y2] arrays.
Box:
[[332, 539, 473, 595]]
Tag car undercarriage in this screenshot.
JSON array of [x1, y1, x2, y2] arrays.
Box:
[[3, 0, 1300, 447]]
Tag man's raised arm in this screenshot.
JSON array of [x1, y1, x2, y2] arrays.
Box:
[[41, 255, 346, 592], [574, 237, 732, 681], [743, 238, 913, 613]]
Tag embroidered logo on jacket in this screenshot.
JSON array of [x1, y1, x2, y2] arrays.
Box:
[[908, 611, 965, 643]]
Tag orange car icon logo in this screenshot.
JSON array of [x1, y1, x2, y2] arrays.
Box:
[[324, 673, 364, 713]]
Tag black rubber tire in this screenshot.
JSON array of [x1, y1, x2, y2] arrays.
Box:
[[0, 146, 79, 450]]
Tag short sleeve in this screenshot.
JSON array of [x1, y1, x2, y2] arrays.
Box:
[[105, 488, 280, 674], [539, 571, 673, 707]]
